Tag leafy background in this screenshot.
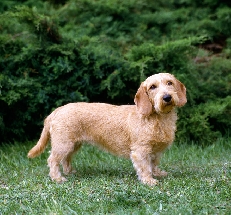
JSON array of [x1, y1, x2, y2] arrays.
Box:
[[0, 0, 231, 143]]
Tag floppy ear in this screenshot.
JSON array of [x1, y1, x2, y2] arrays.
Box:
[[176, 79, 187, 107], [134, 82, 153, 116]]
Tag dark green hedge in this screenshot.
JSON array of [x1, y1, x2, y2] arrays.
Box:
[[1, 0, 231, 143]]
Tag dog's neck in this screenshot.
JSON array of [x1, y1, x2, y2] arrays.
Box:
[[140, 109, 178, 144]]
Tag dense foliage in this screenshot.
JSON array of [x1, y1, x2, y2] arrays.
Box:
[[1, 0, 231, 143]]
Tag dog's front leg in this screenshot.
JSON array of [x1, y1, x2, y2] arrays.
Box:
[[130, 147, 158, 186]]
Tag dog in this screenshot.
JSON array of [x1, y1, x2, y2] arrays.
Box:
[[28, 73, 187, 186]]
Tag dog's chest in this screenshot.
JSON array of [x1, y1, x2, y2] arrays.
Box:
[[130, 112, 177, 144], [153, 114, 177, 142]]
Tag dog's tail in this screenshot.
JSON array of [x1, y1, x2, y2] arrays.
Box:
[[27, 115, 52, 158]]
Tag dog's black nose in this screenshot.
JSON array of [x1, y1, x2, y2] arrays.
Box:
[[163, 94, 172, 102]]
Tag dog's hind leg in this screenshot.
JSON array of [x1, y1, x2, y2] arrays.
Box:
[[61, 143, 82, 175], [47, 153, 66, 183], [47, 142, 77, 183]]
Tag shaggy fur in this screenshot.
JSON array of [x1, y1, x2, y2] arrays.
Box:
[[28, 73, 187, 186]]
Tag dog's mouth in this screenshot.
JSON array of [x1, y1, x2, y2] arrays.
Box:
[[164, 101, 173, 106], [162, 103, 174, 113], [159, 99, 175, 114], [154, 103, 174, 114]]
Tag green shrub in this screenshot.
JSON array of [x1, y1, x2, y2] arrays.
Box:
[[1, 0, 231, 144]]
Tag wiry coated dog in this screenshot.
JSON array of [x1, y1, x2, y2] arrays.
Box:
[[28, 73, 187, 186]]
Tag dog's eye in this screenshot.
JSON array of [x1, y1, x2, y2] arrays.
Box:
[[150, 85, 157, 90], [167, 81, 173, 86]]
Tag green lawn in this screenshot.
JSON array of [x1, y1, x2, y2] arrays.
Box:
[[0, 139, 231, 214]]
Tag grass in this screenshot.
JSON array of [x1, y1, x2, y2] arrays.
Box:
[[0, 139, 231, 214]]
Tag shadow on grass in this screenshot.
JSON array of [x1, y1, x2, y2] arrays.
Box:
[[68, 163, 136, 180]]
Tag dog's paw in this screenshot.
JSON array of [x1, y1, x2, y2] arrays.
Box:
[[70, 169, 77, 174], [63, 169, 77, 175], [141, 177, 158, 186], [153, 170, 168, 177], [53, 176, 68, 183], [153, 167, 168, 177]]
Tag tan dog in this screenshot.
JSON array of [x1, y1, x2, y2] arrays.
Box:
[[28, 73, 186, 186]]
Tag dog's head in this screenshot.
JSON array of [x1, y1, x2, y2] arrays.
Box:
[[134, 73, 187, 115]]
